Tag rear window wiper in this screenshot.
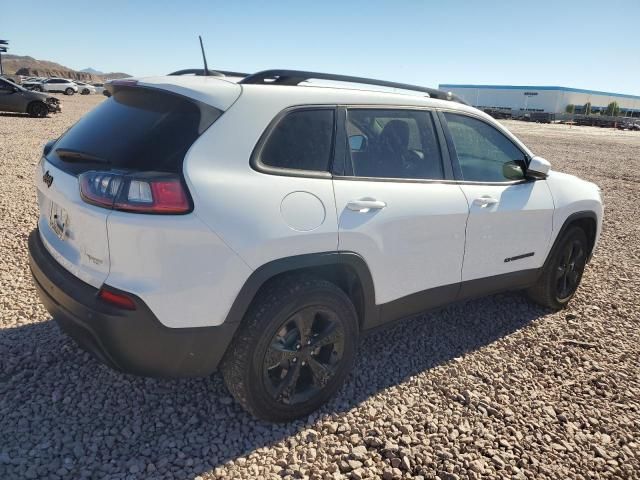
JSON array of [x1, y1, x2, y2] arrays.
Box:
[[54, 148, 110, 165]]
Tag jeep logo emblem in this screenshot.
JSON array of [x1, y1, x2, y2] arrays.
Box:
[[43, 170, 54, 188]]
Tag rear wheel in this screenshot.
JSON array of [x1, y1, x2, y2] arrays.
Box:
[[527, 226, 588, 309], [221, 275, 359, 422], [65, 87, 75, 95], [27, 101, 48, 118]]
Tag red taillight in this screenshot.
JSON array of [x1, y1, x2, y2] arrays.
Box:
[[98, 288, 137, 310], [79, 171, 190, 214]]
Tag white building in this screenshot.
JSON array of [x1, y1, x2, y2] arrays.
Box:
[[438, 84, 640, 117]]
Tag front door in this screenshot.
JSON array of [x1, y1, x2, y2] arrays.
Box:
[[440, 112, 554, 292], [0, 79, 22, 112], [333, 107, 469, 326]]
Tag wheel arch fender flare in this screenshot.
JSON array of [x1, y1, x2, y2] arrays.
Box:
[[547, 210, 599, 267], [224, 251, 377, 328]]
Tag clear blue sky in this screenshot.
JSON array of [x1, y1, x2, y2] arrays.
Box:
[[2, 0, 639, 94]]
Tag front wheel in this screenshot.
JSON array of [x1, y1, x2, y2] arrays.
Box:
[[527, 226, 588, 309], [27, 101, 49, 118], [221, 275, 359, 422], [65, 88, 75, 95]]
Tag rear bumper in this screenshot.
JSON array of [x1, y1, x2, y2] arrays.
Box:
[[28, 229, 238, 377]]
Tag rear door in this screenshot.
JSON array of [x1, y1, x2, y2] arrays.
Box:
[[332, 107, 469, 326], [35, 84, 229, 288], [440, 111, 554, 287]]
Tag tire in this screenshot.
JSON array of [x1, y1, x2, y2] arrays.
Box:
[[81, 88, 90, 95], [27, 101, 49, 118], [221, 275, 359, 422], [527, 226, 588, 310], [65, 88, 75, 95]]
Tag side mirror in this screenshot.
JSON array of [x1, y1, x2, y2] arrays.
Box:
[[43, 139, 56, 157], [503, 161, 525, 180], [12, 86, 20, 93], [527, 156, 551, 179]]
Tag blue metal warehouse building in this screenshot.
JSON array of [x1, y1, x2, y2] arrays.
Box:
[[439, 84, 640, 117]]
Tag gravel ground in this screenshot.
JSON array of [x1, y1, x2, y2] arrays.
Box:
[[1, 97, 639, 480]]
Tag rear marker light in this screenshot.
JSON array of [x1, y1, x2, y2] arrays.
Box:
[[79, 171, 190, 214], [98, 288, 137, 310]]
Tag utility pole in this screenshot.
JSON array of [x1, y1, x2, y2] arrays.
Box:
[[0, 40, 8, 76]]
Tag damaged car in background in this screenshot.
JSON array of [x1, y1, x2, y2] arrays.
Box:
[[0, 77, 61, 117]]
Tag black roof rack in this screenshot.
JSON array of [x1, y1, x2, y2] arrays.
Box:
[[169, 68, 250, 78], [239, 69, 468, 105]]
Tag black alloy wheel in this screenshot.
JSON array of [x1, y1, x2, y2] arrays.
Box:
[[527, 226, 589, 309], [263, 305, 345, 405], [221, 275, 358, 422], [555, 238, 586, 301]]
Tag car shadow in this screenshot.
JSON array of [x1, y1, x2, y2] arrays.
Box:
[[0, 112, 34, 119], [0, 291, 548, 478]]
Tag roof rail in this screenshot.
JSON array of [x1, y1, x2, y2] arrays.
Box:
[[169, 68, 250, 78], [239, 69, 468, 104]]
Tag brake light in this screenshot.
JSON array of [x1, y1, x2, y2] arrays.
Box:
[[98, 288, 136, 310], [79, 171, 190, 214]]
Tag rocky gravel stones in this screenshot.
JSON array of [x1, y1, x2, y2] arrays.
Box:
[[1, 100, 639, 479]]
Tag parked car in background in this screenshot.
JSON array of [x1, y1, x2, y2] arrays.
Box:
[[92, 82, 105, 94], [22, 77, 46, 90], [74, 81, 97, 95], [33, 78, 78, 95], [0, 77, 61, 117]]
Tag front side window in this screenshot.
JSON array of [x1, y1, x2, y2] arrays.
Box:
[[260, 109, 335, 172], [345, 109, 444, 180], [0, 79, 12, 91], [444, 113, 526, 182]]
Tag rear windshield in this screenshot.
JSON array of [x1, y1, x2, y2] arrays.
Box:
[[47, 87, 222, 175]]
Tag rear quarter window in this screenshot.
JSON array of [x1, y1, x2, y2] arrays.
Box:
[[257, 109, 335, 173]]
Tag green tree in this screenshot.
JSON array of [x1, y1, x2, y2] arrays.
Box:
[[565, 104, 575, 114], [583, 102, 592, 115], [605, 101, 620, 116]]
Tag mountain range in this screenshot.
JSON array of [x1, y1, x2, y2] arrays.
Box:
[[1, 55, 131, 81]]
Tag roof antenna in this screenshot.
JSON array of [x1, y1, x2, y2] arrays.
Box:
[[199, 35, 209, 76]]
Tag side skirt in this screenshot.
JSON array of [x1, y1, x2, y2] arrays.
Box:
[[368, 268, 541, 331]]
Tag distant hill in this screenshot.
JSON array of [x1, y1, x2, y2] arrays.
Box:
[[2, 55, 131, 81], [80, 67, 104, 75]]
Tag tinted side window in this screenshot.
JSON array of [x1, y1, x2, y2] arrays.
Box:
[[0, 79, 12, 91], [346, 109, 444, 180], [444, 113, 526, 182], [260, 109, 335, 172]]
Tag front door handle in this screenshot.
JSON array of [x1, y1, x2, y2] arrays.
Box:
[[346, 199, 387, 213], [473, 195, 499, 207]]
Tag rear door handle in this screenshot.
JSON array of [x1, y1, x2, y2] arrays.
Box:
[[346, 199, 387, 212], [473, 195, 499, 207]]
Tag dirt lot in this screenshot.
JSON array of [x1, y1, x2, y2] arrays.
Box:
[[1, 96, 638, 480]]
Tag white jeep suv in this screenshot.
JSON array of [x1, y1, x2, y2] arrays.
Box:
[[34, 78, 78, 95], [29, 70, 603, 422]]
